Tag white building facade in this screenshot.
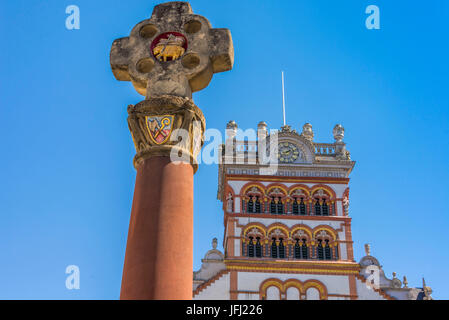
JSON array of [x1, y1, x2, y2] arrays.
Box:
[[193, 121, 432, 300]]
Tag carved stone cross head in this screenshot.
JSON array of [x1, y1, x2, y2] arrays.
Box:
[[110, 1, 234, 99]]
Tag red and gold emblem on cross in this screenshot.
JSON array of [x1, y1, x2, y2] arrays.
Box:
[[151, 32, 188, 62], [146, 115, 174, 145]]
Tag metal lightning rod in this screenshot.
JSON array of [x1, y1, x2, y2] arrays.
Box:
[[282, 71, 286, 126]]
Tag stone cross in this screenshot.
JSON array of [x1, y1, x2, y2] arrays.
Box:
[[110, 1, 234, 99], [111, 2, 234, 300]]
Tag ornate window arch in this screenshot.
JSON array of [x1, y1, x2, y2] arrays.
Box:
[[312, 227, 337, 241], [267, 186, 287, 215], [289, 187, 310, 215], [267, 226, 288, 259], [266, 286, 281, 300], [311, 188, 332, 216], [313, 228, 338, 261], [260, 279, 283, 300], [259, 278, 328, 300], [303, 280, 328, 300], [283, 279, 304, 300], [242, 225, 266, 258], [291, 228, 311, 260], [242, 185, 264, 214]]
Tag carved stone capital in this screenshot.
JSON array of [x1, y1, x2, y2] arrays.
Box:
[[127, 95, 206, 173]]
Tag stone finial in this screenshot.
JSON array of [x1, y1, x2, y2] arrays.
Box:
[[226, 120, 237, 130], [257, 121, 267, 140], [212, 237, 218, 249], [422, 278, 433, 299], [403, 276, 408, 288], [301, 123, 314, 141], [391, 273, 402, 288], [110, 1, 234, 99], [333, 124, 350, 160], [333, 124, 345, 142], [364, 243, 371, 256], [281, 124, 292, 133], [257, 121, 267, 130], [226, 120, 238, 139]]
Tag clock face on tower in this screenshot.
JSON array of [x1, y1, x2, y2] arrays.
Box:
[[277, 142, 300, 163]]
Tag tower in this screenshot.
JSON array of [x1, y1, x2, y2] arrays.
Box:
[[195, 121, 358, 299], [193, 121, 432, 300]]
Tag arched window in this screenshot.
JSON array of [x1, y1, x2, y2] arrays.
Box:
[[314, 230, 336, 260], [278, 238, 285, 258], [301, 239, 308, 259], [245, 227, 265, 258], [244, 186, 263, 214], [324, 239, 332, 260], [267, 187, 286, 214], [290, 188, 309, 215], [294, 239, 301, 259], [266, 286, 281, 300], [269, 228, 288, 259], [255, 237, 262, 257], [271, 238, 278, 258], [293, 238, 308, 259], [270, 238, 286, 259], [322, 200, 329, 216], [312, 189, 333, 216], [269, 198, 284, 214], [314, 199, 322, 216], [247, 196, 262, 214], [317, 239, 324, 260], [270, 198, 284, 214], [286, 287, 300, 300], [255, 197, 261, 213], [277, 201, 284, 215], [292, 229, 310, 260], [306, 287, 320, 300], [270, 198, 276, 214], [299, 199, 307, 215], [292, 200, 299, 215], [247, 198, 254, 214], [247, 237, 255, 257]]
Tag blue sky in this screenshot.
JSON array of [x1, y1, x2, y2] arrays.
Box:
[[0, 0, 448, 299]]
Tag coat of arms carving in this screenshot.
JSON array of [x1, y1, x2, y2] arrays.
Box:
[[146, 115, 174, 145]]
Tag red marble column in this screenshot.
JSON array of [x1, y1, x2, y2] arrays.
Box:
[[120, 156, 194, 300]]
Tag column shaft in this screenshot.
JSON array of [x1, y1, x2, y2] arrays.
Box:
[[120, 156, 193, 300]]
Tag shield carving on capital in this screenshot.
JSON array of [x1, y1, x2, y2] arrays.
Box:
[[145, 115, 174, 145]]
